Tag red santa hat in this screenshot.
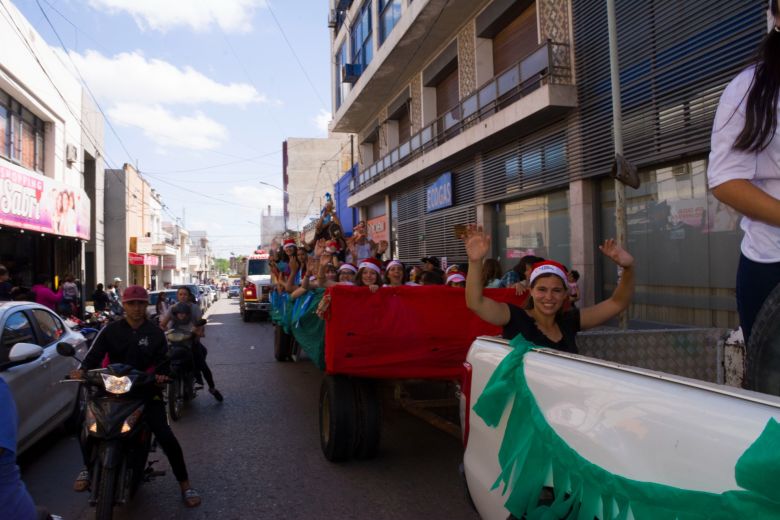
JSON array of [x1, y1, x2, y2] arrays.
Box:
[[338, 263, 357, 273], [326, 240, 340, 253], [282, 238, 296, 250], [358, 257, 382, 274], [446, 272, 466, 285], [529, 260, 569, 287]]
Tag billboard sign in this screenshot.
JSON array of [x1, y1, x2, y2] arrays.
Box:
[[426, 172, 453, 213]]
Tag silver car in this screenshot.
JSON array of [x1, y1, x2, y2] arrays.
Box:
[[0, 301, 88, 454]]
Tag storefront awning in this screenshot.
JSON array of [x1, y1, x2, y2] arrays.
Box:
[[128, 252, 159, 266]]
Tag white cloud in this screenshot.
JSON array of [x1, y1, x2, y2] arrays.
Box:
[[87, 0, 267, 33], [229, 184, 284, 213], [313, 109, 331, 135], [108, 103, 228, 150], [65, 50, 265, 106]]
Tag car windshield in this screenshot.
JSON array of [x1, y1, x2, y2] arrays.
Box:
[[247, 259, 270, 276]]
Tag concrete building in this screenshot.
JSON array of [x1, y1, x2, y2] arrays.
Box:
[[160, 222, 191, 286], [329, 0, 765, 329], [0, 0, 103, 290], [260, 205, 285, 247], [104, 164, 162, 289], [189, 231, 214, 283], [283, 135, 353, 232]]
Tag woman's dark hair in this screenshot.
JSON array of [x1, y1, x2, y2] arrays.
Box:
[[177, 286, 195, 303], [96, 283, 104, 291], [517, 255, 545, 281], [419, 270, 444, 286], [482, 259, 502, 287], [570, 269, 580, 281], [734, 2, 780, 152]]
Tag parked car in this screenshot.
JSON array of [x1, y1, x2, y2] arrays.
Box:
[[171, 284, 208, 314], [0, 301, 88, 454], [228, 285, 241, 299], [209, 285, 219, 302], [201, 285, 216, 306], [146, 290, 178, 320]]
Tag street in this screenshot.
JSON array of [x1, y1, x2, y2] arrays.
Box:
[[19, 297, 479, 520]]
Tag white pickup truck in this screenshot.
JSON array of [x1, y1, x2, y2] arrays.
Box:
[[460, 334, 780, 519]]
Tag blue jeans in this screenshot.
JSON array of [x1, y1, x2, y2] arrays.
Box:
[[736, 254, 780, 343]]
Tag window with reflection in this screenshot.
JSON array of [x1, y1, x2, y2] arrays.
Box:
[[351, 1, 373, 72], [379, 0, 402, 45], [1, 312, 35, 362], [600, 159, 742, 328], [31, 310, 64, 346], [497, 190, 570, 275]]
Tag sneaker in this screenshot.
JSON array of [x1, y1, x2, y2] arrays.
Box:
[[73, 469, 90, 492], [209, 388, 224, 402]]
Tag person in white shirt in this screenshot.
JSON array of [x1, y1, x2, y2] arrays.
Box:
[[707, 0, 780, 344]]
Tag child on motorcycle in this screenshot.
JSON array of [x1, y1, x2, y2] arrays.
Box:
[[160, 288, 223, 402]]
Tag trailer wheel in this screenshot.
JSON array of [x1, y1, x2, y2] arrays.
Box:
[[319, 375, 356, 462], [353, 379, 381, 460], [745, 282, 780, 394]]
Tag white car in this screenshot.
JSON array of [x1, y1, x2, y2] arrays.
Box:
[[0, 301, 88, 454]]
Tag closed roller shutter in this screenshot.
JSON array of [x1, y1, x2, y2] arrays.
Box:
[[492, 3, 538, 75]]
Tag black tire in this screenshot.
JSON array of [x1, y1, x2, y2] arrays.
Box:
[[95, 465, 117, 520], [168, 380, 182, 421], [353, 379, 381, 460], [745, 282, 780, 394], [274, 326, 292, 361], [319, 375, 356, 462], [242, 309, 251, 322]]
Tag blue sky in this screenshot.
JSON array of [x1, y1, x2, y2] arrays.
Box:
[[13, 0, 333, 257]]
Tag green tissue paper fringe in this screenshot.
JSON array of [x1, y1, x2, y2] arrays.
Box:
[[472, 335, 780, 519]]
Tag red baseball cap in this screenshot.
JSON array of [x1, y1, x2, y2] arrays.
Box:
[[122, 285, 149, 302]]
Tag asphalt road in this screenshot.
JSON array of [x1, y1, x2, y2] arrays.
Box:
[[19, 297, 480, 520]]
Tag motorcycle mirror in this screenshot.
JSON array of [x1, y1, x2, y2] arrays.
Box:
[[56, 342, 76, 357]]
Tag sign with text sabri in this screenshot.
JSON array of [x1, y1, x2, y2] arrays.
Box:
[[426, 172, 453, 213]]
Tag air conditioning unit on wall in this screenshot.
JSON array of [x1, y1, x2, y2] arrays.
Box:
[[342, 63, 362, 84], [65, 144, 78, 165], [328, 9, 338, 28]]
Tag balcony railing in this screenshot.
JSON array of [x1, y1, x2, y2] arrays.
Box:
[[352, 40, 572, 194]]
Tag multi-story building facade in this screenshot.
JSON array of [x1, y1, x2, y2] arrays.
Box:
[[0, 0, 103, 291], [104, 164, 163, 289], [189, 231, 214, 283], [160, 222, 191, 286], [283, 135, 354, 233], [329, 0, 765, 328]]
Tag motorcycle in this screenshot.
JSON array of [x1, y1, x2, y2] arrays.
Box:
[[165, 318, 207, 422], [57, 343, 165, 520]]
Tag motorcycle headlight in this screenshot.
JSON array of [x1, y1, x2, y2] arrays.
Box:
[[101, 374, 133, 394]]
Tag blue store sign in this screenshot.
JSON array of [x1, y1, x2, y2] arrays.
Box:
[[426, 172, 453, 213]]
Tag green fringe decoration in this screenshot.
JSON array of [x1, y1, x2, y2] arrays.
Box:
[[289, 289, 326, 370], [473, 335, 780, 519]]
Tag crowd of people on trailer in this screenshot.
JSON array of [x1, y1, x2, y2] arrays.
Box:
[[270, 222, 580, 299], [268, 220, 634, 353]]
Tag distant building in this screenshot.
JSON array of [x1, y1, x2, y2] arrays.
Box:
[[283, 135, 353, 232]]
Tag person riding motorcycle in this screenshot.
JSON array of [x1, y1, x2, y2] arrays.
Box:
[[70, 285, 202, 508], [160, 288, 223, 402]]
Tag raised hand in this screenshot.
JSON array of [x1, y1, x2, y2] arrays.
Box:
[[319, 252, 332, 267], [599, 238, 634, 268], [314, 239, 326, 258], [463, 224, 490, 262]]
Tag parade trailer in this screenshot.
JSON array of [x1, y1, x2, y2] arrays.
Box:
[[270, 285, 526, 462]]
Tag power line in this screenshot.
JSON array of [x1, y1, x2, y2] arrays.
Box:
[[265, 3, 328, 110], [34, 0, 136, 164]]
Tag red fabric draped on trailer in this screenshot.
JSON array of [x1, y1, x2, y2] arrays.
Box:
[[324, 285, 528, 379]]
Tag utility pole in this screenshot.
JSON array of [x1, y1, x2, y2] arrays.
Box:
[[607, 0, 628, 329]]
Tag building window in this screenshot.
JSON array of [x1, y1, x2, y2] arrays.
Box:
[[335, 41, 349, 109], [497, 190, 570, 275], [0, 89, 46, 173], [351, 1, 373, 73], [379, 0, 401, 45], [599, 158, 741, 328]]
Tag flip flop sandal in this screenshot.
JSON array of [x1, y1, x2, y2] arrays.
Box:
[[182, 488, 201, 508], [73, 469, 90, 492]]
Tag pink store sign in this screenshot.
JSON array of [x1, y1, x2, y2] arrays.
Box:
[[0, 164, 90, 240]]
